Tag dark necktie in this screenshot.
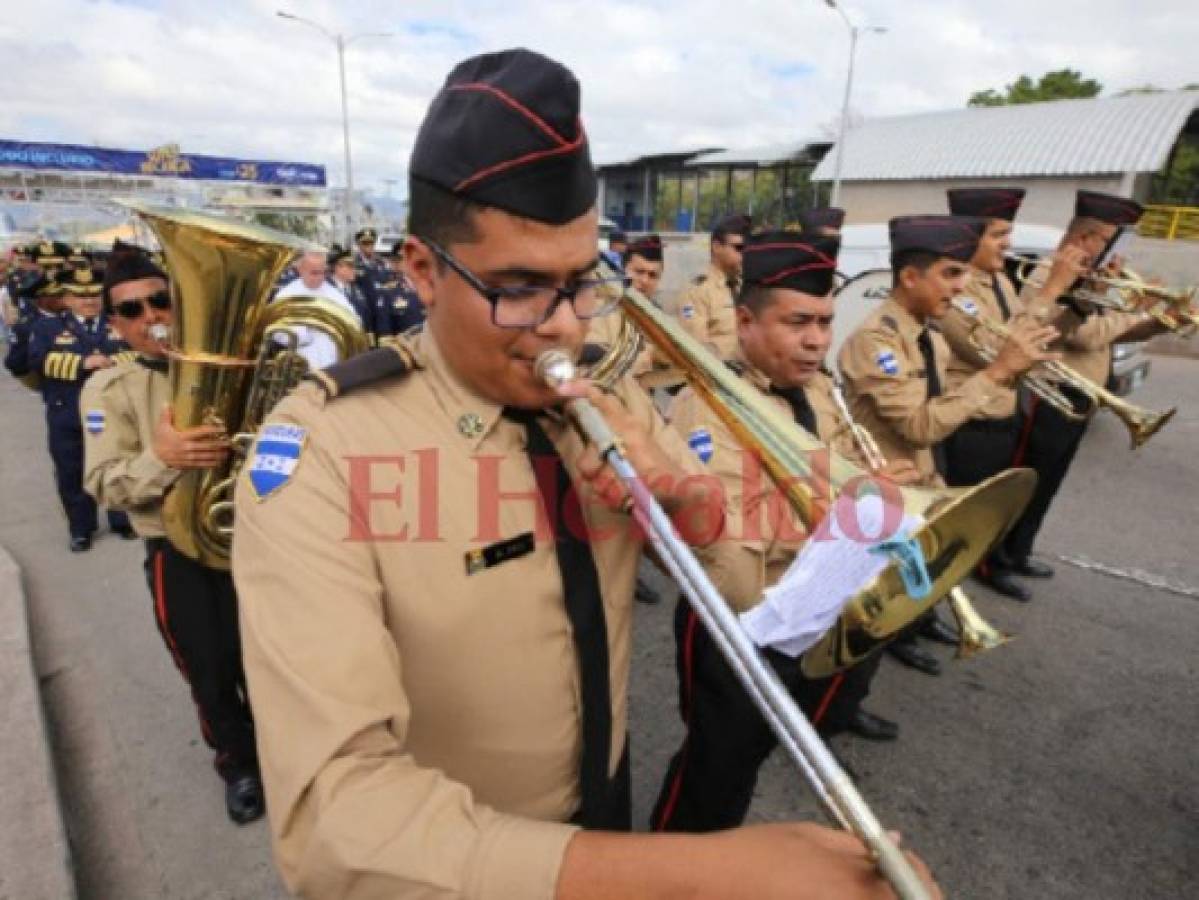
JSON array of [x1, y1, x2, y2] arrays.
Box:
[[917, 329, 949, 476], [84, 317, 96, 334], [503, 408, 613, 826], [770, 384, 818, 437], [991, 274, 1012, 321]]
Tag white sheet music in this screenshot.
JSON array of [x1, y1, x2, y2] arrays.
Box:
[[740, 493, 924, 658]]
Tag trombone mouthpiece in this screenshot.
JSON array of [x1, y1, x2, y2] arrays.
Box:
[[535, 350, 575, 389], [148, 324, 171, 344]]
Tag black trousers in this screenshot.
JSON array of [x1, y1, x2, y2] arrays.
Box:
[[46, 408, 129, 539], [1002, 393, 1089, 564], [942, 414, 1021, 571], [143, 538, 257, 782], [650, 597, 881, 833]]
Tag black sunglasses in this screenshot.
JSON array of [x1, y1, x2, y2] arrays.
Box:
[[113, 290, 171, 319]]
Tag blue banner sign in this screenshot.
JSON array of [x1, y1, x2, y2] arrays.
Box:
[[0, 140, 326, 187]]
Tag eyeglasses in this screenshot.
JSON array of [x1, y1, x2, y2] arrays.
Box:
[[421, 238, 630, 329], [722, 239, 745, 253], [113, 290, 171, 319]]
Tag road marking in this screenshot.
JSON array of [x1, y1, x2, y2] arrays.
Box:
[[1055, 554, 1199, 601]]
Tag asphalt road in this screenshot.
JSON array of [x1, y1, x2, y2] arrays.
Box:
[[2, 353, 1197, 899]]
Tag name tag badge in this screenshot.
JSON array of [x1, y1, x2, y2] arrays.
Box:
[[465, 532, 536, 575]]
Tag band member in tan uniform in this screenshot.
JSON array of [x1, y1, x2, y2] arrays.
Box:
[[80, 250, 263, 824], [230, 49, 939, 900], [650, 231, 920, 835], [1001, 191, 1166, 578], [675, 213, 751, 360], [838, 215, 1057, 675]]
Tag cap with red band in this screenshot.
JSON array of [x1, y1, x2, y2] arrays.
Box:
[[740, 230, 840, 297], [889, 215, 986, 262], [1074, 190, 1143, 226], [408, 48, 597, 225], [946, 188, 1025, 221]]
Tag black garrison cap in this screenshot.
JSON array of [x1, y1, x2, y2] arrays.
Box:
[[740, 230, 840, 297], [626, 233, 663, 263], [798, 207, 846, 232], [947, 187, 1026, 221], [712, 213, 752, 240], [889, 215, 985, 263], [101, 245, 166, 310], [1075, 190, 1143, 226], [409, 48, 596, 225]]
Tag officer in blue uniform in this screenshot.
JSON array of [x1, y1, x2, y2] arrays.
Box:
[[28, 267, 136, 549], [372, 247, 425, 337], [329, 247, 381, 339], [3, 247, 67, 387]]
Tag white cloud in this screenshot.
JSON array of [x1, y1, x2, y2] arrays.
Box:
[[1, 0, 1196, 193]]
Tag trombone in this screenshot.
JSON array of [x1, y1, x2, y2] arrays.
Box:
[[826, 373, 1011, 660], [536, 349, 935, 900], [950, 298, 1176, 449]]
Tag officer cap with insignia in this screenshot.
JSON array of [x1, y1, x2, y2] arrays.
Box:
[[355, 227, 378, 244], [797, 207, 846, 234], [947, 188, 1025, 222], [739, 230, 840, 298], [31, 240, 72, 268], [889, 215, 986, 267], [30, 272, 68, 298], [1074, 190, 1143, 226], [626, 233, 663, 263], [101, 244, 167, 311], [409, 48, 596, 225], [56, 265, 103, 296]]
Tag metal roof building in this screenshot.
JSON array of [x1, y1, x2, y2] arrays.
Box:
[[812, 91, 1199, 226]]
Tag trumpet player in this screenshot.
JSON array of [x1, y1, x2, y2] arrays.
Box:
[[80, 249, 264, 825], [1003, 191, 1169, 574], [650, 231, 920, 835], [838, 216, 1059, 673]]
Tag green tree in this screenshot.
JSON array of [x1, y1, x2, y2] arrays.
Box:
[[968, 69, 1102, 107]]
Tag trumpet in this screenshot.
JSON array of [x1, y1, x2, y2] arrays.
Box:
[[537, 349, 934, 900], [827, 373, 1011, 659], [1006, 253, 1129, 312], [950, 298, 1176, 448]]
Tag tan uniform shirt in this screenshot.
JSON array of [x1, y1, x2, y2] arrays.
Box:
[[231, 328, 701, 900], [80, 360, 180, 537], [1018, 264, 1146, 386], [675, 263, 739, 360], [837, 297, 1003, 487], [670, 362, 866, 612], [939, 268, 1022, 420]]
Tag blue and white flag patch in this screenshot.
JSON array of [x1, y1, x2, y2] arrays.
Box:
[[681, 304, 695, 320], [688, 428, 714, 464], [875, 349, 899, 376], [959, 298, 979, 315], [248, 424, 306, 499], [85, 410, 105, 435]]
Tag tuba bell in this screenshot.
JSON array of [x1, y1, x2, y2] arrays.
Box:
[[124, 202, 369, 569]]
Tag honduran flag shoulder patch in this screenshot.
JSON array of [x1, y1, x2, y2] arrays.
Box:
[[248, 423, 307, 500], [688, 428, 714, 464]]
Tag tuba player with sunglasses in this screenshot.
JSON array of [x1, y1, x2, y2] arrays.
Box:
[[80, 248, 265, 826]]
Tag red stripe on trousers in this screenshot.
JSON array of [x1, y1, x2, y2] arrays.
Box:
[[810, 672, 845, 728]]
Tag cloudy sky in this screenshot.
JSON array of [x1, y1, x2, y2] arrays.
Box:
[[1, 0, 1196, 196]]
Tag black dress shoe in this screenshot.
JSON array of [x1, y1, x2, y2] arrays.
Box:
[[1010, 557, 1054, 578], [225, 773, 265, 825], [634, 576, 660, 605], [69, 536, 92, 552], [978, 569, 1032, 602], [848, 708, 899, 742], [887, 640, 941, 676], [918, 614, 960, 647], [114, 526, 138, 541]]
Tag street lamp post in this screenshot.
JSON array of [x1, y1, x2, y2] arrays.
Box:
[[823, 1, 885, 207], [277, 11, 392, 245]]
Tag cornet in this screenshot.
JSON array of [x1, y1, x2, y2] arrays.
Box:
[[950, 298, 1176, 449]]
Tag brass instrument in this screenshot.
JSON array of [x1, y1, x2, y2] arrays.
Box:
[[826, 373, 1011, 659], [538, 349, 934, 900], [587, 270, 1036, 679], [124, 202, 369, 569], [950, 298, 1176, 449]]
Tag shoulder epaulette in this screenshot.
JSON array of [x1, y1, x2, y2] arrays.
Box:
[[307, 344, 415, 399]]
